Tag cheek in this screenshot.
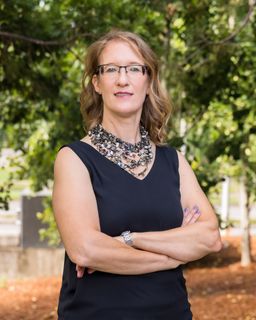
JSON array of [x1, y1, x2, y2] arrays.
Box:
[[139, 82, 149, 97], [141, 78, 150, 93], [101, 81, 114, 94]]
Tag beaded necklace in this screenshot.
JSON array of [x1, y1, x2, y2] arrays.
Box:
[[88, 123, 153, 178]]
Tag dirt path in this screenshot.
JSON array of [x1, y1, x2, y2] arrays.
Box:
[[0, 236, 255, 320]]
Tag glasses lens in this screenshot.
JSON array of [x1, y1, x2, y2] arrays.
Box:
[[104, 65, 119, 73], [127, 65, 144, 73]]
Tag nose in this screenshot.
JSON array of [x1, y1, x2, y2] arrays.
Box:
[[116, 68, 129, 86]]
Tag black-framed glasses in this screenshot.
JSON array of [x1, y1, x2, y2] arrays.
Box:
[[95, 64, 149, 77]]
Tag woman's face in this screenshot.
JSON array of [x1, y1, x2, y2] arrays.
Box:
[[92, 40, 149, 118]]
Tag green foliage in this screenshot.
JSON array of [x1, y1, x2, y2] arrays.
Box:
[[0, 181, 13, 210], [37, 197, 60, 246], [1, 0, 256, 243]]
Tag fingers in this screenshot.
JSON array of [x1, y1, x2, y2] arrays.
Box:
[[182, 205, 201, 226], [76, 265, 96, 277], [76, 265, 85, 278], [189, 205, 201, 224], [182, 207, 191, 226], [87, 268, 96, 274]]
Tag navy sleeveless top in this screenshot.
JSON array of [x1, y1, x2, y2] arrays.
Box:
[[57, 140, 192, 319]]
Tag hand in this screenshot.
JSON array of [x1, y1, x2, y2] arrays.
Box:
[[76, 265, 95, 278], [182, 205, 201, 227]]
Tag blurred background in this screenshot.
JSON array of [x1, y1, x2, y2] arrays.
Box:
[[0, 0, 255, 319]]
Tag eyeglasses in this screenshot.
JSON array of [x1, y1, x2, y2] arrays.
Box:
[[95, 64, 149, 77]]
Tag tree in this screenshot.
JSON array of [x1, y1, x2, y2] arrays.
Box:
[[1, 1, 255, 258]]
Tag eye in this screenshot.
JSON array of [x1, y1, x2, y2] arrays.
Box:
[[104, 65, 118, 73], [128, 65, 142, 73]]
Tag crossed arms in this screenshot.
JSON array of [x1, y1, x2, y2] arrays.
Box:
[[52, 147, 222, 276]]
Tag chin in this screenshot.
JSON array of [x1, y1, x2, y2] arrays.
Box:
[[106, 103, 142, 115], [119, 105, 142, 114]]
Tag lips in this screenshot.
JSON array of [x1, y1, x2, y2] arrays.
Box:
[[114, 92, 133, 97]]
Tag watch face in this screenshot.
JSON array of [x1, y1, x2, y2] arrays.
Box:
[[121, 231, 133, 246]]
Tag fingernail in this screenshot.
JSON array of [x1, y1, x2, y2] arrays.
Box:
[[193, 205, 200, 214], [184, 208, 189, 216]]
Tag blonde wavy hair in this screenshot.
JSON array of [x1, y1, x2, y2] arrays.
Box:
[[80, 30, 172, 145]]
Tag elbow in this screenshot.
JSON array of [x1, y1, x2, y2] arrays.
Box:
[[64, 231, 101, 266], [67, 244, 93, 267], [70, 252, 90, 267], [208, 228, 223, 253]]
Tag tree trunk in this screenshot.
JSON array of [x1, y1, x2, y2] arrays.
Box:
[[240, 176, 251, 266], [221, 176, 230, 234]]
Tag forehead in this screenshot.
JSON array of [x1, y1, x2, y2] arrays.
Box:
[[99, 40, 144, 65]]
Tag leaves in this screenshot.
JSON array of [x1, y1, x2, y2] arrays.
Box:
[[1, 0, 256, 243]]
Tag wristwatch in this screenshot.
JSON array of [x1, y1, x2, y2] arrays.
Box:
[[121, 230, 133, 246]]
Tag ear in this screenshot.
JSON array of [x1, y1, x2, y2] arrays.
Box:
[[92, 75, 101, 94]]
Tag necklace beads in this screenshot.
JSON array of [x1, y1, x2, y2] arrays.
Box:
[[88, 124, 153, 178]]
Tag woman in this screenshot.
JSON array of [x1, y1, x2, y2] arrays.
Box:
[[52, 30, 222, 319]]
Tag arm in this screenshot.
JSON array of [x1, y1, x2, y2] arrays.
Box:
[[78, 206, 200, 277], [52, 147, 183, 275], [126, 151, 222, 263]]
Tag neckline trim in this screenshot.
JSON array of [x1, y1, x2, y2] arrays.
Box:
[[77, 140, 158, 182]]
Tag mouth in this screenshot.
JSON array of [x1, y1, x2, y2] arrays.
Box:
[[114, 92, 134, 97]]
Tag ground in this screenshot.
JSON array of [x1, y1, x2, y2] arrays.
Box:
[[0, 236, 255, 320]]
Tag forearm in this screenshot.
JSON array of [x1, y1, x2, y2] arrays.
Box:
[[70, 230, 183, 275], [132, 221, 222, 263]]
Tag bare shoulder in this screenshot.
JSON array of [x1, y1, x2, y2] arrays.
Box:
[[176, 149, 185, 162], [54, 144, 90, 181], [176, 150, 194, 176], [54, 146, 81, 169]]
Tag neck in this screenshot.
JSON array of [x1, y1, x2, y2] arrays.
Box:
[[101, 117, 142, 144]]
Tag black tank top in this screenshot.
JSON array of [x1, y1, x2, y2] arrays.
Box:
[[57, 140, 192, 319]]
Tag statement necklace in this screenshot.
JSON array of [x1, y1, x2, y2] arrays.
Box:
[[88, 123, 153, 178]]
